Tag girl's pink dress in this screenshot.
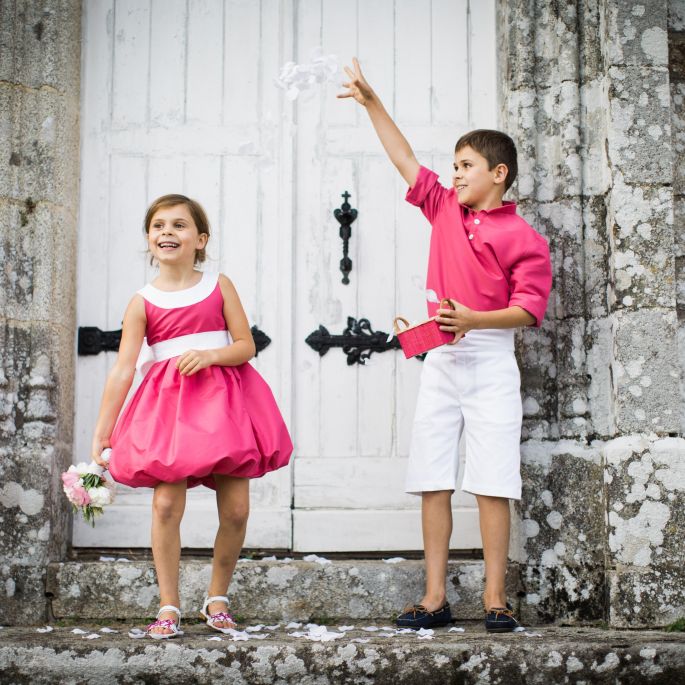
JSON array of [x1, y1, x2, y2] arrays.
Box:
[[108, 272, 293, 489]]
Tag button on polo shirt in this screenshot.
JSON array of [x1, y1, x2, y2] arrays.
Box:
[[405, 166, 552, 327]]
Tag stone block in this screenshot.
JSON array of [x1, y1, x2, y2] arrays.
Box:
[[607, 66, 673, 186], [0, 83, 80, 206], [670, 0, 685, 31], [0, 201, 78, 330], [604, 1, 669, 67], [580, 77, 612, 197], [608, 178, 675, 310], [675, 196, 685, 259], [1, 625, 685, 685], [612, 310, 680, 433], [604, 436, 685, 568], [671, 82, 685, 193], [0, 566, 47, 625], [609, 565, 685, 628], [47, 559, 519, 624], [514, 440, 606, 623], [518, 322, 558, 440], [0, 0, 81, 93], [536, 201, 584, 319], [586, 317, 615, 437], [583, 195, 611, 318]]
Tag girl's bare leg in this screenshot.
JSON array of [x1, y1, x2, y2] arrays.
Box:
[[206, 474, 250, 627], [476, 494, 510, 610], [418, 490, 453, 611], [150, 480, 187, 634]]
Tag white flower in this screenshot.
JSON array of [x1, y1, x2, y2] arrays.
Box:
[[73, 462, 91, 476], [88, 487, 112, 507], [85, 462, 104, 476]]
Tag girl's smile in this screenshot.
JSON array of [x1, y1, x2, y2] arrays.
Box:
[[148, 205, 207, 264]]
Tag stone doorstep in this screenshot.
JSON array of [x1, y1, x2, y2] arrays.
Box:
[[48, 559, 519, 623], [0, 625, 684, 685]]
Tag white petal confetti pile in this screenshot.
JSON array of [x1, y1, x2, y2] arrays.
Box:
[[287, 624, 346, 642], [71, 628, 87, 635], [416, 628, 435, 640], [302, 554, 331, 566], [36, 626, 53, 633], [275, 47, 340, 101], [448, 626, 465, 633], [382, 557, 406, 564], [83, 633, 101, 640]]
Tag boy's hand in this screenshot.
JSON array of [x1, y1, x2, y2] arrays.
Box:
[[436, 299, 480, 344], [176, 349, 215, 376], [338, 57, 375, 106]]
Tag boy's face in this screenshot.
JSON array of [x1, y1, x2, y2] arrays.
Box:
[[452, 145, 506, 208]]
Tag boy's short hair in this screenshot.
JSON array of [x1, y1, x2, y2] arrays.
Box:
[[454, 129, 518, 192]]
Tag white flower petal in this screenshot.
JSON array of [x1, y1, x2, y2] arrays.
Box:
[[382, 557, 405, 564], [71, 628, 87, 634], [99, 627, 118, 633], [83, 633, 101, 640], [448, 626, 465, 633], [36, 626, 53, 633]]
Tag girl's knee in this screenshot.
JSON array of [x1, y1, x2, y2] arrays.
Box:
[[219, 502, 249, 529], [153, 494, 185, 523]]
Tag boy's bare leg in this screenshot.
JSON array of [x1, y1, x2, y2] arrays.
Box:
[[206, 474, 250, 627], [151, 480, 187, 634], [419, 490, 453, 610], [475, 494, 510, 610]]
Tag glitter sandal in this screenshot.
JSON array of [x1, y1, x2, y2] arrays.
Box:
[[146, 605, 184, 640], [200, 594, 237, 633]]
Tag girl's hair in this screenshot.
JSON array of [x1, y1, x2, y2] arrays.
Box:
[[144, 194, 210, 265]]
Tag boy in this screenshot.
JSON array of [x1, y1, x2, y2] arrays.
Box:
[[339, 59, 552, 632]]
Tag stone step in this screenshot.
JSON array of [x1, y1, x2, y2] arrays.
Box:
[[1, 623, 683, 684], [47, 558, 518, 623]]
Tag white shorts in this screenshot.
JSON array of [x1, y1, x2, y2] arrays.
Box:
[[405, 329, 523, 500]]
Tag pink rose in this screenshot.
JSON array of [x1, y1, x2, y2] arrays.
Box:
[[69, 483, 91, 507], [61, 471, 80, 491]]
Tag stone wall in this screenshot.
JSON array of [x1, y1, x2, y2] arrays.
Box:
[[500, 0, 685, 627], [0, 0, 81, 623]]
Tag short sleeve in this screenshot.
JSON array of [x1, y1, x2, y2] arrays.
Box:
[[405, 166, 450, 224], [508, 235, 552, 327]]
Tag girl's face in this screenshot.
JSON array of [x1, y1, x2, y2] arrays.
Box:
[[147, 204, 207, 266]]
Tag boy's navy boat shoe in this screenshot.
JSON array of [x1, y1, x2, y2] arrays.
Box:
[[395, 602, 453, 629], [484, 602, 519, 633]]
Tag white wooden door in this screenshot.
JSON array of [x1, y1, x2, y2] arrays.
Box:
[[73, 0, 496, 551], [291, 0, 496, 551], [74, 0, 295, 547]]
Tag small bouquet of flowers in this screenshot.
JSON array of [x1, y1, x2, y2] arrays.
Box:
[[61, 449, 116, 526]]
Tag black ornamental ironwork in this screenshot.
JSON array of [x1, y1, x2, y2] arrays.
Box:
[[305, 316, 405, 366], [334, 191, 358, 285], [78, 326, 272, 356]]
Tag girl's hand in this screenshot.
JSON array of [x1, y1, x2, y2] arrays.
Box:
[[92, 437, 111, 467], [176, 349, 215, 376], [436, 299, 480, 344], [337, 57, 375, 106]]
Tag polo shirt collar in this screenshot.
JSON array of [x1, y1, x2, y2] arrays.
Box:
[[460, 200, 517, 216]]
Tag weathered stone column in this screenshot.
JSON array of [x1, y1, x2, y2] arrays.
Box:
[[0, 0, 81, 624], [500, 0, 685, 627]]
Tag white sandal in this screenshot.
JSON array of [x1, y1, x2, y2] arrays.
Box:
[[146, 605, 184, 640], [200, 595, 236, 633]]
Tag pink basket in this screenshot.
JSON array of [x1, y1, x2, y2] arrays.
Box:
[[393, 300, 455, 359]]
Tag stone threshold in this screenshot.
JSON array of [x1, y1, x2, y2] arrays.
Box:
[[0, 624, 683, 684], [47, 558, 518, 623]]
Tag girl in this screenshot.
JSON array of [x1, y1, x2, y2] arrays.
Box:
[[91, 194, 293, 638]]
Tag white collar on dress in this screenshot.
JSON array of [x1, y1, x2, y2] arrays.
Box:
[[138, 271, 219, 309]]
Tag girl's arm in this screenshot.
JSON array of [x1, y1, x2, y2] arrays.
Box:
[[338, 57, 420, 187], [176, 274, 255, 375], [91, 295, 146, 465]]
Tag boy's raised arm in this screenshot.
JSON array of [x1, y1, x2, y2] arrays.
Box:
[[338, 57, 420, 188]]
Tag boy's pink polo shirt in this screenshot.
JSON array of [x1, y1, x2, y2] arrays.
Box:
[[406, 166, 552, 327]]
